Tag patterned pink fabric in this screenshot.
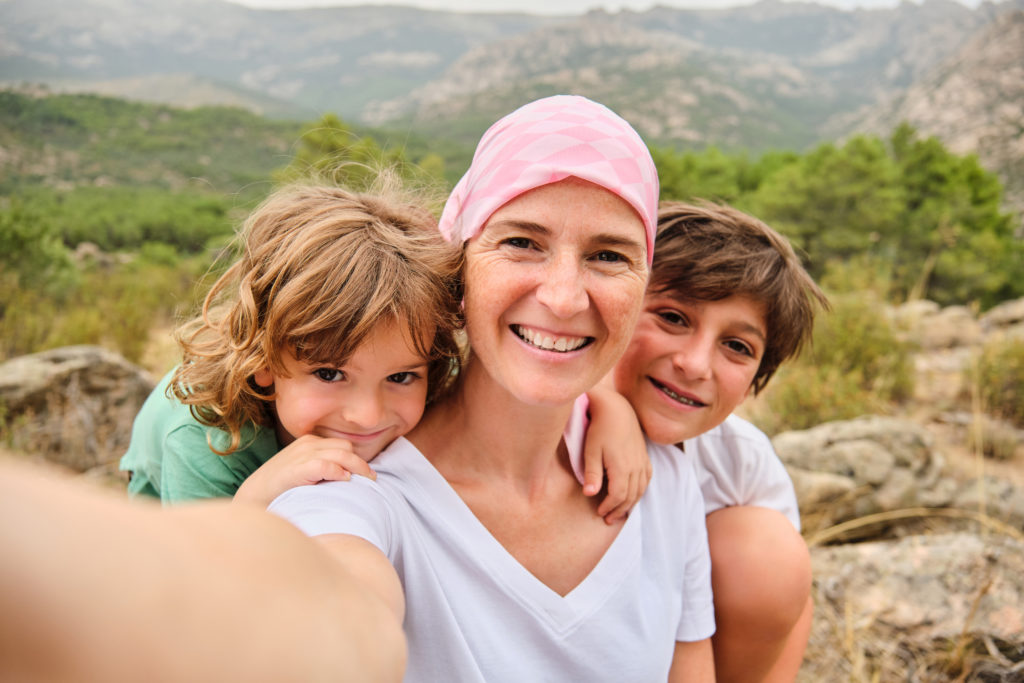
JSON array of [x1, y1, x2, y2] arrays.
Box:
[[438, 95, 659, 264]]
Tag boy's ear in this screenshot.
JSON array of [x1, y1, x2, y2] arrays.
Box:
[[253, 368, 274, 388]]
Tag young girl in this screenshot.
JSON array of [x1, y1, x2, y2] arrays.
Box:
[[120, 177, 646, 514], [120, 179, 464, 507]]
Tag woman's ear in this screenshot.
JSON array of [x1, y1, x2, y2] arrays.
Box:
[[253, 368, 274, 388]]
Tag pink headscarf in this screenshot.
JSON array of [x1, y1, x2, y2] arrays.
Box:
[[438, 95, 659, 265]]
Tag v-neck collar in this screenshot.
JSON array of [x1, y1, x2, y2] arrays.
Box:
[[384, 437, 643, 636]]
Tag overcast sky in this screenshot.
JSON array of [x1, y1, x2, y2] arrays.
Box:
[[227, 0, 986, 13]]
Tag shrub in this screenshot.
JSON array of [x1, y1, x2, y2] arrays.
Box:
[[973, 338, 1024, 427], [0, 248, 211, 364], [747, 293, 915, 434]]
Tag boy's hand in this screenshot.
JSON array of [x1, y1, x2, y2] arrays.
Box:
[[234, 434, 376, 507], [583, 386, 652, 525]]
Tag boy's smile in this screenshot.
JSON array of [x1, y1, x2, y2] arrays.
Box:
[[255, 320, 431, 461], [613, 292, 767, 445]]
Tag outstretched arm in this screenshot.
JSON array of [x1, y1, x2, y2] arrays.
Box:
[[0, 459, 406, 683]]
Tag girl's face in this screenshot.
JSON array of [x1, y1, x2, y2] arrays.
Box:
[[462, 178, 649, 407], [255, 319, 431, 460]]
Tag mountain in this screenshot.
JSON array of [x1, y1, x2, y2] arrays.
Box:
[[0, 0, 557, 120], [852, 10, 1024, 215], [1, 0, 1022, 160]]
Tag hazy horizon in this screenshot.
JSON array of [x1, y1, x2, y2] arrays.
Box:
[[226, 0, 990, 14]]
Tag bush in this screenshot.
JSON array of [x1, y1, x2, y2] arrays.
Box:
[[0, 249, 211, 364], [747, 293, 915, 434], [973, 338, 1024, 427]]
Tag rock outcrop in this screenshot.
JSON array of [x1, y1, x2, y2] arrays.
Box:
[[804, 532, 1024, 681], [774, 415, 1024, 542], [0, 345, 153, 473]]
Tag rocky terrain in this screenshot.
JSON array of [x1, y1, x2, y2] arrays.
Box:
[[1, 296, 1022, 680]]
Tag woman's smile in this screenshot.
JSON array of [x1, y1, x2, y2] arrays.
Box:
[[510, 324, 593, 353]]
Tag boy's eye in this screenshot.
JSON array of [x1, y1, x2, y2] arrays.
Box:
[[387, 371, 421, 385], [724, 339, 755, 357], [656, 310, 688, 327], [314, 368, 345, 382]]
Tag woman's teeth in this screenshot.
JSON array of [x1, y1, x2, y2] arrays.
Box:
[[513, 325, 589, 352]]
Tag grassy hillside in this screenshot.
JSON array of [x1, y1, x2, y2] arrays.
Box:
[[0, 89, 303, 196]]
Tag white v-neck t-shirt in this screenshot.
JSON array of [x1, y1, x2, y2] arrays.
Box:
[[269, 436, 714, 683]]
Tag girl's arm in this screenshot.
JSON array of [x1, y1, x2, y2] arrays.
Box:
[[234, 434, 376, 507], [582, 384, 652, 524], [0, 459, 405, 683]]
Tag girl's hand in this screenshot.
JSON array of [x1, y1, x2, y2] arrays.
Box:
[[233, 434, 376, 507], [583, 386, 652, 525]]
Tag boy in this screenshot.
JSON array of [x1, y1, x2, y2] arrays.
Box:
[[610, 201, 828, 682]]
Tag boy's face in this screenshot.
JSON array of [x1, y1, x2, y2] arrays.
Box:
[[255, 320, 431, 461], [612, 291, 767, 445]]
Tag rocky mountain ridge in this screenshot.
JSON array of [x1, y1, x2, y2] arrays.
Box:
[[3, 0, 1022, 215], [2, 0, 1020, 144], [851, 10, 1024, 217]]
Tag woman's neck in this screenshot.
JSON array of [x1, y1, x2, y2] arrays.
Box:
[[409, 356, 576, 492]]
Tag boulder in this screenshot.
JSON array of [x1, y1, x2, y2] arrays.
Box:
[[890, 301, 983, 350], [0, 345, 153, 472], [980, 297, 1024, 331], [804, 532, 1024, 681], [772, 416, 1024, 541]]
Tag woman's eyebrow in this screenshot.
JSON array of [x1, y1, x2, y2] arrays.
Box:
[[590, 232, 645, 253], [487, 220, 550, 237]]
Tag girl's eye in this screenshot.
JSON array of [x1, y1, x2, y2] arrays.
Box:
[[657, 310, 688, 327], [387, 371, 421, 385], [314, 368, 345, 382], [724, 339, 755, 357]]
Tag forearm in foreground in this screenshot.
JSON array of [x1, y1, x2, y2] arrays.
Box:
[[0, 459, 406, 683]]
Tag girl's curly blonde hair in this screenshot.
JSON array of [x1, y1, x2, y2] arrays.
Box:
[[171, 177, 463, 454]]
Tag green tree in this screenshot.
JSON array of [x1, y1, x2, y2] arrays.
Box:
[[748, 136, 905, 277], [889, 124, 1021, 308], [0, 198, 75, 295], [275, 114, 408, 187]]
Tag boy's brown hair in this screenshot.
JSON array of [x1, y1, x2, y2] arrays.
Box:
[[171, 177, 463, 454], [651, 201, 829, 395]]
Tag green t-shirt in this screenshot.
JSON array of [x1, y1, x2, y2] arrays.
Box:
[[120, 368, 279, 503]]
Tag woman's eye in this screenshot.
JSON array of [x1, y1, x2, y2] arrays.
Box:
[[502, 237, 533, 249], [387, 371, 420, 385], [314, 368, 345, 382], [595, 250, 626, 263], [724, 340, 755, 357]]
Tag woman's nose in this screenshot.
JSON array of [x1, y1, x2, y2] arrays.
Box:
[[535, 254, 588, 319]]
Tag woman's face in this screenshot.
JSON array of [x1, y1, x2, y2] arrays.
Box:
[[462, 177, 649, 407]]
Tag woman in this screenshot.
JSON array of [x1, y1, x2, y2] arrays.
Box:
[[269, 95, 714, 680], [0, 96, 713, 682]]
